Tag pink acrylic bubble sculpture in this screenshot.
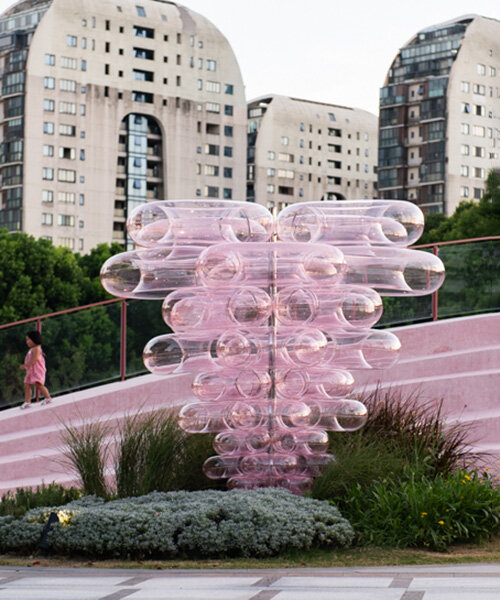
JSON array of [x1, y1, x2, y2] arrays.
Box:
[[101, 199, 445, 493]]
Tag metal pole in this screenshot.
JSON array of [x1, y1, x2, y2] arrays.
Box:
[[432, 245, 439, 321], [120, 300, 127, 380]]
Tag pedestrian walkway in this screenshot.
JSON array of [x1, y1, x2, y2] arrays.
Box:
[[0, 563, 500, 600]]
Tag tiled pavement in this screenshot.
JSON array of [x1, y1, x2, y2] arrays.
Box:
[[0, 564, 499, 600]]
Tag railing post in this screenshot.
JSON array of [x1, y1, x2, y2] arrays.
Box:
[[35, 318, 42, 402], [432, 244, 439, 321], [120, 300, 127, 381]]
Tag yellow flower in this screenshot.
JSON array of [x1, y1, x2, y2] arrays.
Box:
[[464, 474, 471, 480], [438, 520, 444, 525], [421, 512, 428, 516]]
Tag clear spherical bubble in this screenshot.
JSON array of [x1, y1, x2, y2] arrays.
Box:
[[192, 372, 226, 401], [277, 205, 323, 243], [203, 455, 239, 479], [197, 248, 241, 284], [222, 205, 273, 242], [403, 255, 445, 294], [178, 403, 209, 434], [100, 253, 141, 296], [272, 431, 296, 453], [240, 454, 265, 476], [162, 293, 207, 330], [276, 287, 318, 325], [225, 401, 262, 429], [228, 287, 271, 326], [334, 400, 368, 431], [247, 430, 271, 452], [213, 431, 240, 455], [276, 369, 308, 399], [361, 330, 401, 369], [126, 203, 170, 246], [340, 291, 383, 327], [274, 454, 299, 476], [382, 202, 424, 246], [280, 400, 312, 428], [284, 328, 329, 366], [216, 330, 257, 368], [299, 429, 329, 454], [318, 369, 355, 398], [143, 336, 183, 374], [302, 249, 345, 281], [235, 370, 271, 399]]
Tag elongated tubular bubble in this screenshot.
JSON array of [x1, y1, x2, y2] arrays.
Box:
[[197, 242, 345, 287], [276, 285, 383, 329], [342, 247, 445, 296], [213, 428, 272, 455], [192, 369, 271, 402], [273, 368, 354, 401], [277, 200, 424, 246], [303, 398, 368, 431], [143, 334, 212, 375], [127, 199, 273, 247], [331, 330, 401, 370], [163, 287, 272, 332], [100, 245, 206, 299]]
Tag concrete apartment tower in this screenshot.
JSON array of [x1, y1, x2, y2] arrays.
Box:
[[378, 15, 500, 215], [247, 95, 378, 211], [0, 0, 246, 250]]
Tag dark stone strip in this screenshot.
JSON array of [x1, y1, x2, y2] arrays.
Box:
[[252, 576, 281, 587], [118, 576, 152, 586], [249, 591, 281, 600], [401, 591, 425, 600], [389, 577, 413, 588], [0, 575, 24, 585], [99, 588, 138, 600]]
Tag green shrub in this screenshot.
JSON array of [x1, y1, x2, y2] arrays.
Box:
[[0, 483, 81, 519], [339, 470, 500, 551], [0, 489, 354, 558]]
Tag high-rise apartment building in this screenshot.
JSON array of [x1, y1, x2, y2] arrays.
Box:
[[378, 15, 500, 215], [0, 0, 246, 250], [247, 95, 378, 211]]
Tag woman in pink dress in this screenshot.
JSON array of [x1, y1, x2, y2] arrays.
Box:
[[19, 330, 52, 409]]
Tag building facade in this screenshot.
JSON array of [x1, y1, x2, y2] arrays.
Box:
[[0, 0, 246, 250], [247, 95, 378, 211], [378, 15, 500, 215]]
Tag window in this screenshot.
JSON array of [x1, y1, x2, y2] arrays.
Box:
[[280, 136, 289, 146], [79, 194, 85, 205], [81, 37, 87, 49], [205, 144, 219, 155], [133, 25, 154, 38], [267, 168, 275, 176], [57, 192, 75, 204], [80, 104, 86, 116], [277, 169, 294, 179], [223, 188, 232, 199], [279, 153, 293, 162], [133, 47, 154, 59], [60, 79, 77, 92], [58, 168, 76, 182], [42, 167, 54, 180], [224, 146, 233, 157], [206, 59, 216, 71], [42, 213, 53, 225], [489, 66, 496, 77], [460, 165, 469, 177], [224, 83, 234, 95], [136, 5, 146, 16], [328, 112, 336, 121], [472, 125, 485, 137], [206, 81, 220, 93], [42, 190, 53, 203], [473, 83, 486, 95], [206, 102, 220, 113], [44, 76, 55, 89], [474, 167, 485, 178], [460, 186, 469, 198], [66, 35, 77, 47], [224, 104, 233, 116], [224, 125, 233, 137], [205, 186, 219, 198], [59, 237, 75, 249], [461, 102, 470, 113], [133, 69, 154, 81], [132, 91, 153, 103], [59, 124, 76, 136], [59, 146, 75, 160], [460, 144, 469, 155], [44, 99, 55, 111], [267, 151, 275, 160], [204, 165, 219, 176], [475, 104, 485, 116], [43, 144, 54, 156], [59, 101, 76, 114], [460, 123, 470, 135], [473, 146, 485, 157], [477, 63, 486, 75], [58, 214, 75, 226], [81, 59, 87, 71], [267, 184, 275, 193], [197, 79, 202, 90], [223, 167, 232, 178], [44, 53, 55, 65], [61, 56, 77, 69], [460, 81, 469, 93], [43, 122, 54, 134]]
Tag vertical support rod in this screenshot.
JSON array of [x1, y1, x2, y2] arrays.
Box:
[[120, 300, 127, 380], [432, 244, 439, 321], [35, 319, 42, 402]]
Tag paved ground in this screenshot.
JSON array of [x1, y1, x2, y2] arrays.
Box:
[[0, 563, 499, 600]]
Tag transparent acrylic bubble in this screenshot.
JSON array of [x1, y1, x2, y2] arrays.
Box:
[[228, 287, 272, 325], [178, 403, 210, 434], [224, 401, 263, 429], [192, 372, 226, 402], [283, 328, 329, 366], [316, 369, 355, 398], [276, 369, 309, 399], [216, 330, 257, 368]]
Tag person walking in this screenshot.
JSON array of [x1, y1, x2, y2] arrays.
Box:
[[19, 330, 52, 409]]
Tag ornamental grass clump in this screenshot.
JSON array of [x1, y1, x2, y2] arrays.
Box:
[[339, 470, 500, 551], [0, 489, 354, 558]]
